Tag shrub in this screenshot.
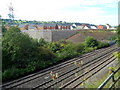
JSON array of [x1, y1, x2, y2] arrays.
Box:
[[38, 38, 49, 47], [107, 35, 117, 41], [84, 36, 99, 48], [2, 67, 26, 81], [47, 42, 65, 53], [58, 40, 68, 44], [37, 47, 56, 61], [56, 43, 84, 60], [97, 42, 110, 49], [84, 47, 96, 53]]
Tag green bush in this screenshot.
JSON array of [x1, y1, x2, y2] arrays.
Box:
[[84, 36, 99, 48], [37, 47, 56, 61], [2, 67, 26, 81], [47, 42, 65, 53], [107, 35, 117, 41], [56, 43, 84, 60], [84, 36, 109, 49], [97, 42, 110, 49], [38, 38, 49, 47], [84, 47, 96, 53], [2, 60, 56, 82]]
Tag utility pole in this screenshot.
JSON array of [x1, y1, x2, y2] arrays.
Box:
[[8, 2, 14, 25]]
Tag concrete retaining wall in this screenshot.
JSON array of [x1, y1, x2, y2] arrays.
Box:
[[21, 29, 77, 42], [21, 30, 44, 40], [21, 29, 116, 42], [43, 30, 52, 42], [51, 30, 77, 42]]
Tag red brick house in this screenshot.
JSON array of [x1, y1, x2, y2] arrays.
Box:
[[19, 23, 72, 30], [57, 23, 71, 30], [36, 23, 58, 30]]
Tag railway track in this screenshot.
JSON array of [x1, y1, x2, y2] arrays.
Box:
[[1, 45, 119, 89], [39, 47, 119, 89], [60, 53, 116, 89]]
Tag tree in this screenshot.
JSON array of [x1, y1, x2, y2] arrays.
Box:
[[2, 26, 36, 70], [2, 26, 55, 71], [2, 25, 7, 36]]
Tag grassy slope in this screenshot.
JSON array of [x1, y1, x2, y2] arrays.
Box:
[[67, 30, 116, 43]]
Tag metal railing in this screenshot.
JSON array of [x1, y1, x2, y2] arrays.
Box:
[[98, 67, 120, 90]]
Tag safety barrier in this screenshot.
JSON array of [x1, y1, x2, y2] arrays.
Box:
[[98, 67, 120, 90]]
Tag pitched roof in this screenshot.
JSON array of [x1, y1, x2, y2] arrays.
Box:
[[74, 23, 82, 26], [28, 24, 36, 29], [99, 25, 107, 28], [86, 24, 91, 29], [19, 24, 28, 28], [72, 26, 76, 28], [45, 23, 57, 27], [91, 25, 97, 29], [57, 23, 72, 26], [37, 23, 46, 27], [91, 24, 97, 27], [82, 24, 91, 29]]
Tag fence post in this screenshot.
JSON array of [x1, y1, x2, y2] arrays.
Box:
[[112, 72, 115, 88]]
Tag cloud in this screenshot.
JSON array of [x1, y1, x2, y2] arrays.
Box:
[[0, 0, 118, 25]]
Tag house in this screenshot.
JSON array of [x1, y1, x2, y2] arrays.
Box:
[[98, 25, 107, 29], [67, 23, 74, 30], [90, 24, 97, 29], [28, 24, 37, 30], [35, 23, 58, 30], [71, 26, 76, 29], [72, 23, 92, 30], [72, 23, 83, 29], [36, 24, 45, 30], [45, 23, 58, 30], [105, 24, 111, 29], [19, 24, 29, 30], [82, 24, 91, 29], [109, 26, 116, 30], [57, 23, 71, 30], [5, 24, 18, 30]]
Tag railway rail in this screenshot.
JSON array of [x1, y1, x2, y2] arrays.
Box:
[[1, 45, 119, 89], [39, 47, 119, 89], [61, 54, 116, 89]]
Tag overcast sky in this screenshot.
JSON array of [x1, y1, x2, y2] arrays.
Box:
[[0, 0, 119, 26]]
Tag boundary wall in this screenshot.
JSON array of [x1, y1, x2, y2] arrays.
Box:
[[21, 29, 115, 42], [21, 29, 77, 42]]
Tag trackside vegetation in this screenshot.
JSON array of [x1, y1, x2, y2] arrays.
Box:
[[2, 26, 110, 82]]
